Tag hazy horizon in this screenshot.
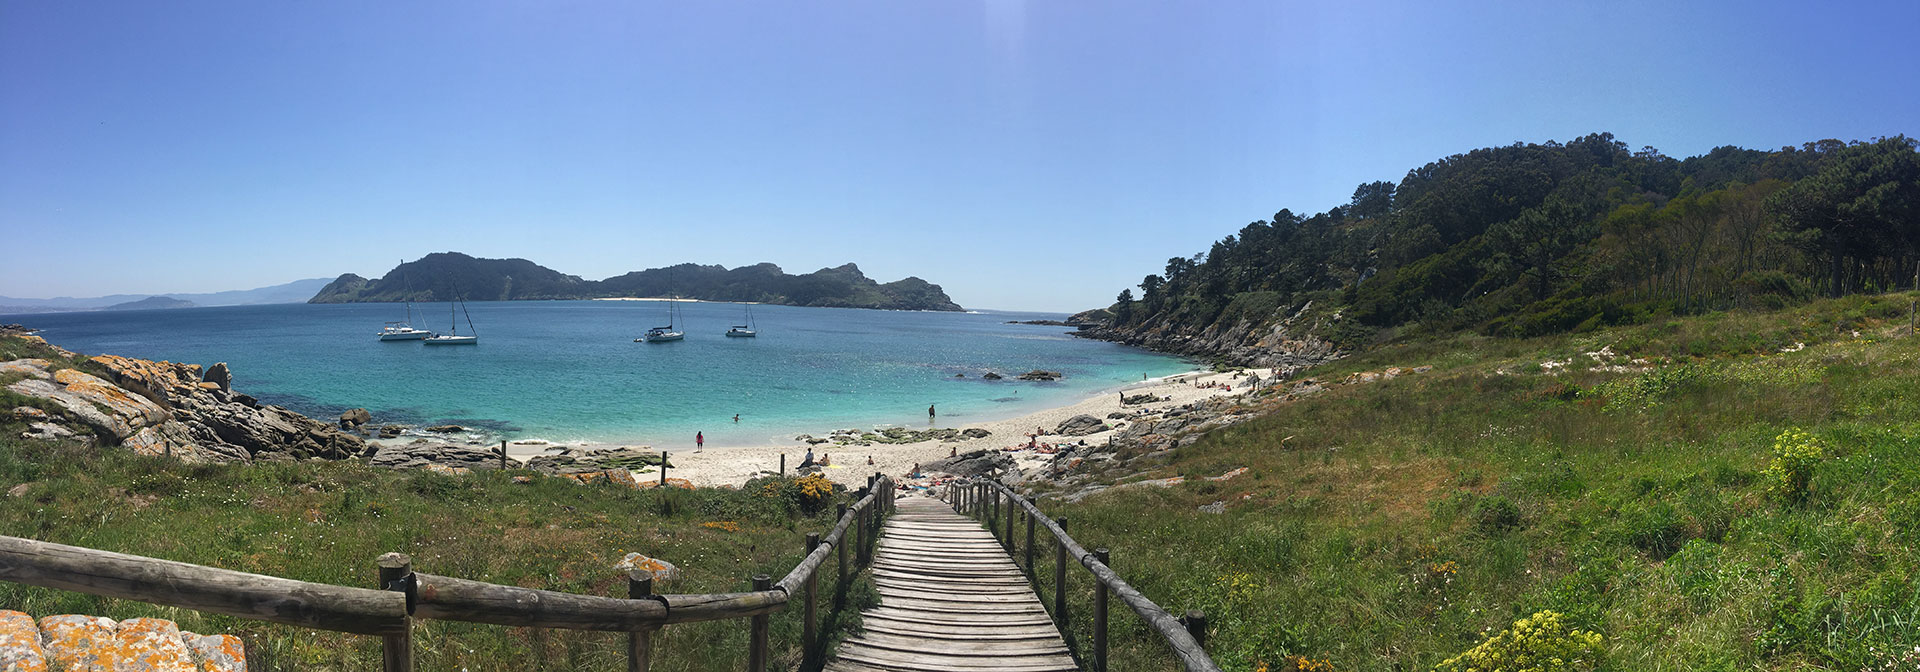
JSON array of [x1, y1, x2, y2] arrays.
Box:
[[4, 1, 1915, 311]]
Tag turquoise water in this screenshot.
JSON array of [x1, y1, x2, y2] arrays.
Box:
[[6, 301, 1194, 448]]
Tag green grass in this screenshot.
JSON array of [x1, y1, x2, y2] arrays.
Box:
[[0, 436, 875, 672], [1015, 292, 1920, 671]]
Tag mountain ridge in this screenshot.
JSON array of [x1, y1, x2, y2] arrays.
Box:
[[308, 253, 964, 311]]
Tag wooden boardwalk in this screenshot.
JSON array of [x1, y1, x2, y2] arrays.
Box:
[[826, 495, 1077, 672]]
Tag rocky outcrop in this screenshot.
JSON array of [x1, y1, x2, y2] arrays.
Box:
[[525, 447, 667, 475], [1016, 370, 1062, 381], [370, 441, 504, 471], [339, 408, 370, 429], [1073, 300, 1342, 374], [4, 346, 370, 463], [922, 449, 1013, 477], [4, 611, 246, 672]]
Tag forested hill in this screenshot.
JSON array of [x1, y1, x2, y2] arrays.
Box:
[[1083, 133, 1919, 364], [307, 253, 964, 311]]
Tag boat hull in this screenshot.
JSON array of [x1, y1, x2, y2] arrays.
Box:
[[639, 332, 685, 343], [725, 329, 756, 337], [423, 336, 478, 345], [379, 331, 431, 341]]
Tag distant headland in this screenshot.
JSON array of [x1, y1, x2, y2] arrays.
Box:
[[308, 252, 964, 312]]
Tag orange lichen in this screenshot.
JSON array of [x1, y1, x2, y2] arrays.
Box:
[[112, 618, 196, 672], [180, 632, 245, 672], [0, 610, 48, 672], [38, 614, 118, 671]]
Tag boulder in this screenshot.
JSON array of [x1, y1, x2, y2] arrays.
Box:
[[960, 428, 991, 439], [22, 421, 77, 442], [1016, 370, 1061, 381], [202, 362, 231, 392], [982, 372, 1003, 380], [425, 425, 465, 433], [1054, 414, 1107, 436], [339, 408, 370, 429], [10, 406, 47, 421], [922, 449, 1014, 477], [370, 441, 503, 471], [380, 425, 404, 438]]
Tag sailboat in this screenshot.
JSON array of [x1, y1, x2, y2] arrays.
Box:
[[422, 280, 479, 345], [377, 262, 433, 340], [724, 302, 757, 337], [638, 296, 685, 343]]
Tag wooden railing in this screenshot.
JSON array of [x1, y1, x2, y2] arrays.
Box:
[[944, 477, 1222, 672], [0, 474, 896, 672]]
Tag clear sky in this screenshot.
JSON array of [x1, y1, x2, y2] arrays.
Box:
[[3, 1, 1914, 311]]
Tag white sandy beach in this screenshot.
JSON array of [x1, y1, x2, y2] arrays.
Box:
[[508, 369, 1268, 488]]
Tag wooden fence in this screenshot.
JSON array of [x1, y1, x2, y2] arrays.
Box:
[[944, 478, 1222, 672], [0, 474, 896, 672]]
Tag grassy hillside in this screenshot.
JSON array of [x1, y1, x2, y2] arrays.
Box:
[[0, 433, 874, 671], [1034, 292, 1920, 671]]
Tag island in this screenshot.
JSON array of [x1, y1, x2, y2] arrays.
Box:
[[308, 253, 963, 311]]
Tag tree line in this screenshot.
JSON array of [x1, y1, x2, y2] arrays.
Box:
[[1108, 133, 1920, 341]]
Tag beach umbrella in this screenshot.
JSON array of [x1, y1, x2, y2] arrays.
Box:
[[616, 552, 680, 582]]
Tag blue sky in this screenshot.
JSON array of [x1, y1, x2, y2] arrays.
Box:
[[3, 1, 1914, 311]]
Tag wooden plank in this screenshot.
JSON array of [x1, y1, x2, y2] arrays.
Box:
[[863, 609, 1054, 628], [835, 648, 1076, 672], [846, 631, 1069, 655]]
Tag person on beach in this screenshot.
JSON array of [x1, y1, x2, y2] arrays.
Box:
[[820, 453, 832, 466], [928, 404, 936, 421], [801, 448, 815, 469], [733, 414, 739, 423], [696, 431, 704, 451], [867, 455, 874, 465]]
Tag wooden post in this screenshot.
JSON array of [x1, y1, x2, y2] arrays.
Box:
[[499, 440, 508, 471], [803, 532, 821, 668], [377, 553, 413, 672], [626, 573, 654, 672], [1093, 548, 1109, 672], [835, 503, 848, 589], [856, 501, 868, 566], [747, 575, 772, 672], [780, 453, 785, 476], [1004, 490, 1015, 550], [1024, 497, 1036, 576], [1053, 517, 1068, 628], [1185, 610, 1208, 649], [660, 451, 668, 487]]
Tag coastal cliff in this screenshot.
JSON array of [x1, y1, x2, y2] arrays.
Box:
[[1070, 301, 1343, 375], [309, 253, 964, 311]]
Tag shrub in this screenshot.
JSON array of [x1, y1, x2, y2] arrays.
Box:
[[1473, 495, 1522, 535], [1434, 610, 1604, 672], [1762, 428, 1823, 504]]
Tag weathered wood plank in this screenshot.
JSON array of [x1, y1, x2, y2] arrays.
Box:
[[0, 535, 407, 635], [828, 496, 1077, 671]]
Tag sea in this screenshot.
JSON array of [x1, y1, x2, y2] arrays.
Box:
[[4, 301, 1195, 449]]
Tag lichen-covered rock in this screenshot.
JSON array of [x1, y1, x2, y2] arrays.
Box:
[[11, 406, 48, 421], [38, 614, 118, 671], [0, 359, 53, 380], [200, 362, 230, 393], [21, 422, 76, 441], [0, 610, 47, 672], [6, 366, 169, 442], [112, 618, 196, 672], [180, 633, 244, 672], [370, 441, 503, 471]]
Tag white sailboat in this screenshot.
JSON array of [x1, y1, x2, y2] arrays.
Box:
[[724, 302, 757, 337], [639, 297, 685, 342], [378, 262, 433, 340], [423, 281, 478, 345]]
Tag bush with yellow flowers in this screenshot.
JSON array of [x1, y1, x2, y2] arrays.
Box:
[[1762, 427, 1823, 504], [746, 473, 843, 515], [1434, 610, 1603, 672]]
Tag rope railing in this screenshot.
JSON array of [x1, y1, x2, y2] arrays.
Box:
[[944, 477, 1222, 672], [0, 474, 897, 672]]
